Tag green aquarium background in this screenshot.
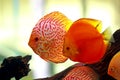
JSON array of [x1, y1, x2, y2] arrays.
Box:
[[0, 0, 120, 79]]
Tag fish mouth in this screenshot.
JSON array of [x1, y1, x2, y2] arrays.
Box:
[[28, 40, 37, 54], [28, 40, 32, 49], [28, 41, 31, 47]]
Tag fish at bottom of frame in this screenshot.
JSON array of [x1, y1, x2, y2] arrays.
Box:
[[63, 65, 99, 80]]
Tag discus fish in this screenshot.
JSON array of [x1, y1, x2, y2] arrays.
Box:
[[63, 18, 107, 64], [63, 66, 99, 80], [28, 11, 72, 63], [108, 51, 120, 80]]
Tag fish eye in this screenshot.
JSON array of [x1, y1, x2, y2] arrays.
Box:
[[109, 66, 115, 72], [34, 37, 39, 42], [66, 47, 70, 50]]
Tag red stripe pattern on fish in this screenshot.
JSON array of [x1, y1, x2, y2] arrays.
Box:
[[63, 66, 99, 80]]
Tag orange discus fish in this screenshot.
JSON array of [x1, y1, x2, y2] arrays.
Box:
[[108, 51, 120, 80], [63, 18, 107, 64], [28, 11, 72, 63], [63, 66, 99, 80]]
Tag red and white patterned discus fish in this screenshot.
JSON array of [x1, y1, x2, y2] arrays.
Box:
[[63, 66, 99, 80], [28, 11, 72, 63]]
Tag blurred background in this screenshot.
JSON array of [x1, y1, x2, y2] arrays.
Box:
[[0, 0, 120, 79]]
